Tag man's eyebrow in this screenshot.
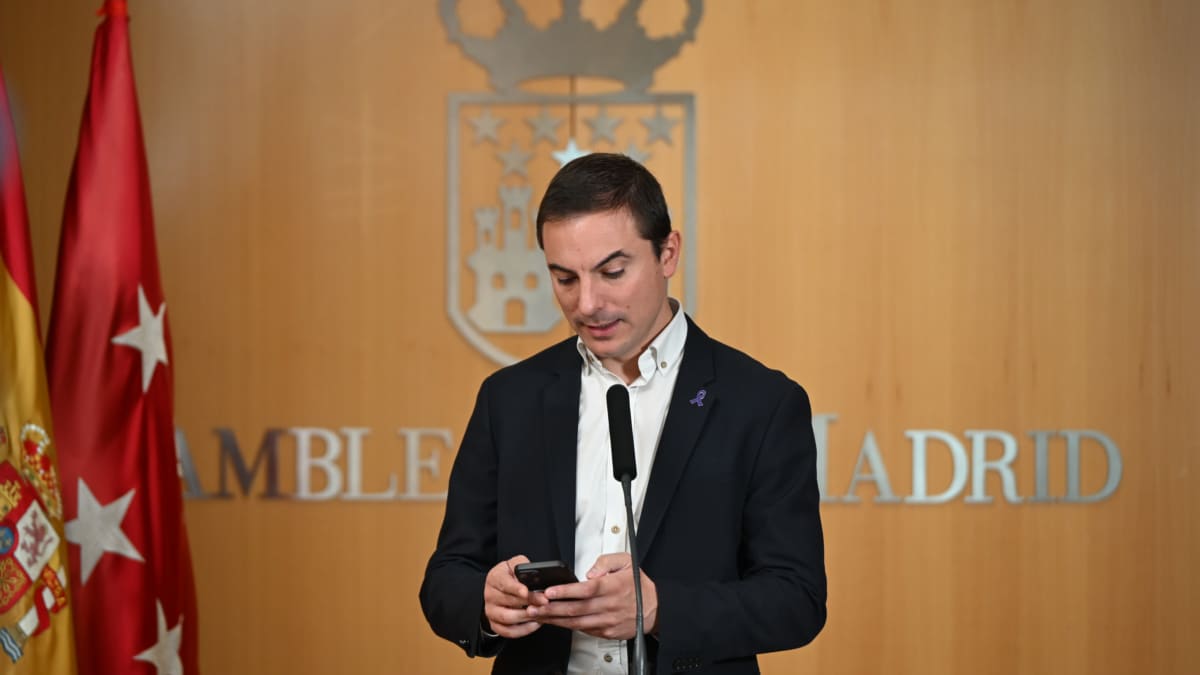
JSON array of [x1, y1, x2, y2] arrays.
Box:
[[592, 250, 630, 271], [546, 250, 630, 275]]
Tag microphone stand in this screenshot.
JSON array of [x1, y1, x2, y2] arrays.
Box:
[[620, 473, 647, 675]]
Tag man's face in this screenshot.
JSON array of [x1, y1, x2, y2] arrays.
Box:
[[542, 208, 680, 376]]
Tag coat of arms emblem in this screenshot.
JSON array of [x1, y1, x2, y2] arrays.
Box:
[[441, 0, 704, 365]]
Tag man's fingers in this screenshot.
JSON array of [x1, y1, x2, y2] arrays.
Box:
[[527, 597, 596, 620], [488, 574, 528, 599], [529, 561, 652, 641], [585, 552, 632, 579], [487, 555, 532, 600], [525, 591, 551, 607], [484, 588, 529, 609], [538, 613, 632, 641], [488, 604, 538, 628], [542, 577, 601, 601], [490, 619, 541, 639], [505, 621, 542, 638]]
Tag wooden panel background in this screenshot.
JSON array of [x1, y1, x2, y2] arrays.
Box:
[[2, 1, 1197, 673]]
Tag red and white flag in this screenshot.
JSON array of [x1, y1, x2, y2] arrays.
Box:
[[45, 2, 200, 673]]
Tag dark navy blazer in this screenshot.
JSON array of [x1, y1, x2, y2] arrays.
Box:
[[420, 318, 826, 674]]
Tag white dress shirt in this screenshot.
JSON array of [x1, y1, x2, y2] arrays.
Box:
[[568, 304, 688, 675]]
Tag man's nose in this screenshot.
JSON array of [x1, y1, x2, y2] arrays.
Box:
[[577, 276, 601, 316]]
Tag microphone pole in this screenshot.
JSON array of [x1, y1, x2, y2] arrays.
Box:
[[607, 385, 647, 675]]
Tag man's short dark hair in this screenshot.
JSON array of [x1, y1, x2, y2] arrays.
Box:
[[535, 153, 671, 257]]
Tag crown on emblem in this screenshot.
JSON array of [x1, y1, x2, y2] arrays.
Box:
[[440, 0, 703, 93]]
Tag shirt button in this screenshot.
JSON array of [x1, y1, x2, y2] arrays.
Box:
[[604, 654, 613, 663], [660, 361, 667, 368], [611, 525, 621, 534]]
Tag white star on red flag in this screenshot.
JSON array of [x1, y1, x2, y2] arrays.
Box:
[[64, 478, 144, 584], [133, 600, 184, 675], [110, 284, 168, 393]]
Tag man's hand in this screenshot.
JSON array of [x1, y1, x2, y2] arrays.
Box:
[[483, 555, 550, 639], [526, 553, 658, 640]]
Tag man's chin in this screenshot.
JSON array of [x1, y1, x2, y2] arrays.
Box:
[[580, 337, 622, 360]]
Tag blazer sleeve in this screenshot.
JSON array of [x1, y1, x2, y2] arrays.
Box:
[[419, 378, 505, 658], [653, 381, 827, 668]]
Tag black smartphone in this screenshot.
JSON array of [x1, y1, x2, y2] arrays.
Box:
[[514, 560, 578, 592]]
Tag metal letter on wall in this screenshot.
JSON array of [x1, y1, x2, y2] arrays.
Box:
[[441, 0, 704, 365]]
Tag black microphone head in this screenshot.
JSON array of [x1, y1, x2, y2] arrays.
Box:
[[606, 384, 637, 482]]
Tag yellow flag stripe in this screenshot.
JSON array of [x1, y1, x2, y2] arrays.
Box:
[[1, 258, 53, 437], [0, 244, 77, 673]]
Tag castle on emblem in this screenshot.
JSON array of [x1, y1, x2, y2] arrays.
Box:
[[467, 186, 558, 333]]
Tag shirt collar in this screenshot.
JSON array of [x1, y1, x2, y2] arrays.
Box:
[[576, 299, 688, 382]]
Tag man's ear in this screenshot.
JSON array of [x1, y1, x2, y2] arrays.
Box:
[[659, 230, 682, 277]]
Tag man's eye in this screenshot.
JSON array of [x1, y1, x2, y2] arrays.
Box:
[[555, 277, 576, 286], [601, 269, 625, 279]]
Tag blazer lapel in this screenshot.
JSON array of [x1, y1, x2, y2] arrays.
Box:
[[543, 344, 581, 565], [637, 318, 716, 558]]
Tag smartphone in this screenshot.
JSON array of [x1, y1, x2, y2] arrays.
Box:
[[514, 560, 578, 592]]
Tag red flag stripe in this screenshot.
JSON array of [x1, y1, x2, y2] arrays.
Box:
[[0, 65, 38, 312]]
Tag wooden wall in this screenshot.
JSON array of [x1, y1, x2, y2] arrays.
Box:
[[1, 1, 1197, 673]]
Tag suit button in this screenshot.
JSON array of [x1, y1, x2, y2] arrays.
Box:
[[604, 654, 613, 663], [611, 525, 621, 534]]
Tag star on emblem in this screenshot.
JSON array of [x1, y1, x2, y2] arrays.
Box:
[[623, 142, 651, 165], [467, 107, 504, 145], [526, 108, 563, 146], [641, 107, 680, 146], [552, 138, 590, 167], [65, 478, 144, 584], [111, 284, 168, 393], [496, 140, 532, 177], [584, 106, 622, 145], [133, 600, 184, 675]]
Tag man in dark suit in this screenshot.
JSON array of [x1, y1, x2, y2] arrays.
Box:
[[421, 153, 826, 674]]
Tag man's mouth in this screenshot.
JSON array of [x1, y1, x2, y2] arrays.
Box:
[[582, 319, 620, 338]]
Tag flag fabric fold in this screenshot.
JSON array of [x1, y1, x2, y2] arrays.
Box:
[[46, 4, 200, 674], [0, 62, 79, 675]]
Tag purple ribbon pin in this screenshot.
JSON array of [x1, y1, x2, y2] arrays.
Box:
[[690, 389, 707, 407]]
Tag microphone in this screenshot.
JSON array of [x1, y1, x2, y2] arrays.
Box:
[[606, 384, 647, 675], [607, 384, 637, 482]]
